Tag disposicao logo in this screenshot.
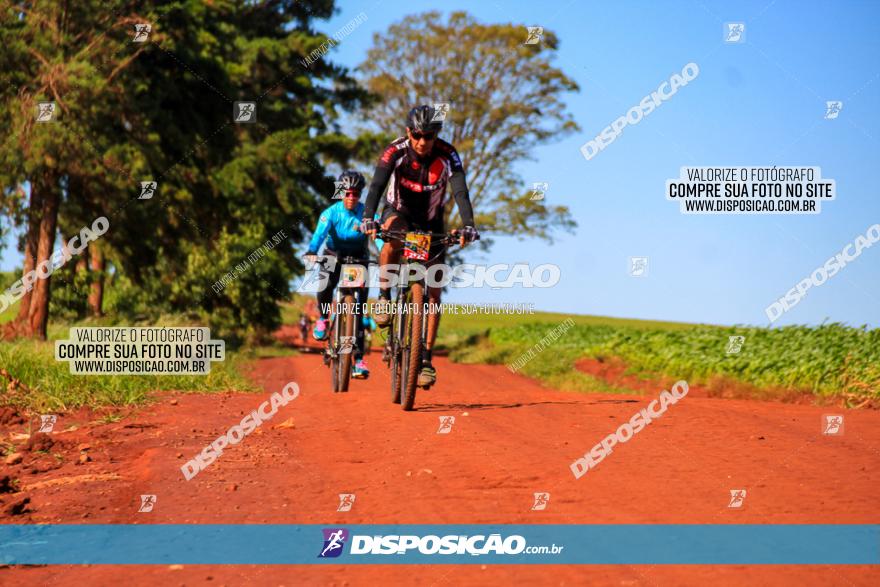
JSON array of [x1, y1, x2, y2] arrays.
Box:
[[319, 528, 349, 558]]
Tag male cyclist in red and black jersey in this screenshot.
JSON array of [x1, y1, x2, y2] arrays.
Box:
[[361, 105, 479, 387]]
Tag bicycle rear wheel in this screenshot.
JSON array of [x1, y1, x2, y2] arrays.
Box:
[[329, 314, 340, 392], [390, 344, 401, 403], [389, 292, 404, 404], [337, 294, 355, 392], [401, 283, 423, 411]]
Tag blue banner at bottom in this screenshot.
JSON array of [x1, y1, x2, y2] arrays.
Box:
[[0, 524, 876, 565]]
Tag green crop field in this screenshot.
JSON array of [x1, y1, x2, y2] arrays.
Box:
[[441, 312, 879, 404]]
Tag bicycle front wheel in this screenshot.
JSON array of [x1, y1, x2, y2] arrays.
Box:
[[401, 283, 423, 411]]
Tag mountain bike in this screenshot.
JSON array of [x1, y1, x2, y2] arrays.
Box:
[[378, 229, 474, 411], [307, 255, 371, 392]]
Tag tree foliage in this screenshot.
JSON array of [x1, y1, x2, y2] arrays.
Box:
[[359, 11, 580, 244], [0, 0, 369, 342]]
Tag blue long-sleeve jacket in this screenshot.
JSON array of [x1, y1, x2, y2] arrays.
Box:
[[308, 201, 367, 254]]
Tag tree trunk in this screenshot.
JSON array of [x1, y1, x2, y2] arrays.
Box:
[[76, 244, 89, 273], [88, 244, 105, 317], [26, 174, 60, 340], [14, 183, 44, 330]]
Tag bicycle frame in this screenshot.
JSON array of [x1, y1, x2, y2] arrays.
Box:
[[377, 229, 465, 409], [309, 254, 373, 392]]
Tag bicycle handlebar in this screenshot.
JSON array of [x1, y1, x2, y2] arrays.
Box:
[[377, 228, 479, 244], [303, 254, 376, 267]]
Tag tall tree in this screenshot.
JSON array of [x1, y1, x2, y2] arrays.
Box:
[[111, 0, 372, 343], [0, 1, 155, 338], [1, 1, 371, 342], [359, 11, 580, 247]]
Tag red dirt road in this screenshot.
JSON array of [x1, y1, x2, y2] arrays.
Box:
[[2, 353, 879, 585]]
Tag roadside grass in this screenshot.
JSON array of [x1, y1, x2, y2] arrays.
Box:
[[0, 302, 14, 325], [0, 315, 260, 414]]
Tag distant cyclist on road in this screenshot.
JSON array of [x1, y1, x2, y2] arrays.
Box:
[[360, 105, 479, 387], [297, 314, 311, 345], [305, 170, 372, 379]]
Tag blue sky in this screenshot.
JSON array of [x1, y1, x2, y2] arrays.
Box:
[[3, 0, 879, 327]]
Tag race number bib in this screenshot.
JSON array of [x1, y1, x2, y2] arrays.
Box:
[[340, 264, 366, 287], [403, 233, 431, 261]]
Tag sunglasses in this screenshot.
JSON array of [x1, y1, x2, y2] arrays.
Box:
[[410, 131, 437, 141], [343, 189, 361, 199]]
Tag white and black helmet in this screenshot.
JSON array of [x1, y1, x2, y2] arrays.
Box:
[[406, 105, 443, 133], [337, 170, 366, 191]]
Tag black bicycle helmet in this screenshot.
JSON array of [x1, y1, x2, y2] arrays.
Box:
[[405, 105, 443, 133], [337, 170, 366, 191]]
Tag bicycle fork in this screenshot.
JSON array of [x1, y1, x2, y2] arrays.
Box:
[[324, 288, 343, 365], [401, 283, 429, 364], [333, 288, 343, 358]]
